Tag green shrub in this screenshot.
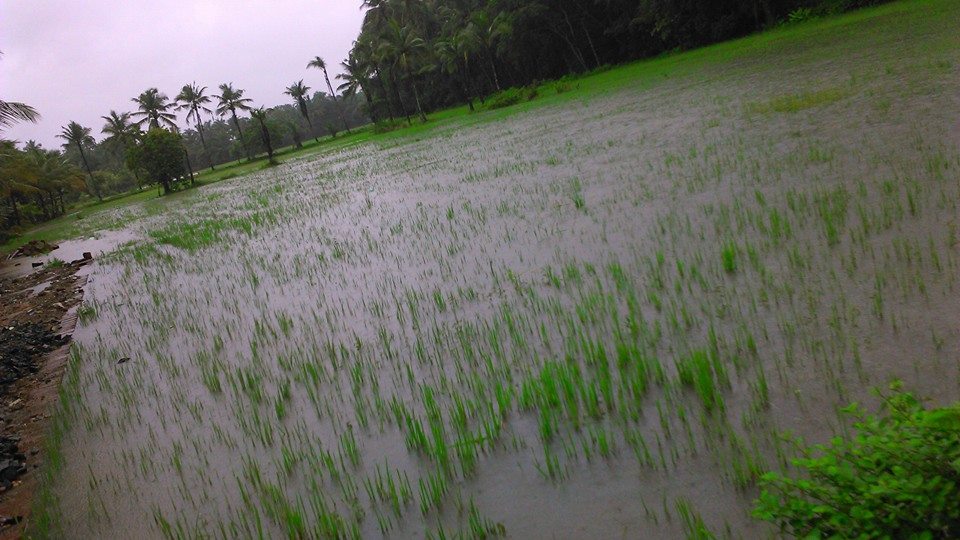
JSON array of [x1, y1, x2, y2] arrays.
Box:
[[483, 85, 539, 110], [373, 119, 405, 134], [786, 7, 816, 24], [754, 383, 960, 538]]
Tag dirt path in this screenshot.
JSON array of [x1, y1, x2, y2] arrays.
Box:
[[0, 258, 89, 538]]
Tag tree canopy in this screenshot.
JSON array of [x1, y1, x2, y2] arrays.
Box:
[[126, 128, 188, 194]]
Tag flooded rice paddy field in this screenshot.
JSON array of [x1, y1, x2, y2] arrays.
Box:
[[40, 5, 960, 538]]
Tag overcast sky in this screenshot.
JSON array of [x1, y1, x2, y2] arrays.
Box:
[[1, 0, 366, 148]]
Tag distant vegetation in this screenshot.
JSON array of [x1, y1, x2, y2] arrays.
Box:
[[1, 0, 890, 239], [344, 0, 890, 120]]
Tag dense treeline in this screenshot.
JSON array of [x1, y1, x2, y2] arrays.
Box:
[[180, 91, 366, 169], [0, 140, 88, 232], [1, 73, 363, 237], [341, 0, 888, 120]]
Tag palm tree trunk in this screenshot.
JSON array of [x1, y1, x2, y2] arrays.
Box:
[[324, 69, 351, 134], [358, 82, 378, 122], [8, 196, 20, 226], [258, 120, 275, 163], [580, 20, 601, 69], [558, 8, 589, 72], [373, 68, 396, 121], [485, 46, 501, 91], [300, 100, 318, 143], [183, 147, 195, 185], [76, 142, 101, 201], [230, 110, 251, 161], [196, 118, 215, 170], [388, 69, 410, 124], [408, 73, 427, 123], [457, 59, 475, 112]]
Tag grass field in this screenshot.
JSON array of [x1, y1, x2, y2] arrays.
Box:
[[28, 0, 960, 537]]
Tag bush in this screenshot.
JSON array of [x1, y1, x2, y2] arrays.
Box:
[[483, 85, 539, 110], [373, 119, 406, 134], [127, 129, 188, 194], [754, 382, 960, 538], [786, 7, 816, 24]]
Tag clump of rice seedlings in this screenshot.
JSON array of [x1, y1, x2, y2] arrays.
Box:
[[674, 496, 716, 539], [570, 177, 586, 210], [77, 303, 98, 322], [676, 350, 724, 413], [721, 242, 737, 273], [816, 186, 849, 246], [417, 469, 449, 515]]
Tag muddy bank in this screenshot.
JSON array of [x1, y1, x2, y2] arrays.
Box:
[[0, 260, 88, 538]]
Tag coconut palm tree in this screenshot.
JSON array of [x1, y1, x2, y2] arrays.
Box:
[[131, 88, 177, 130], [337, 55, 376, 119], [101, 111, 139, 147], [307, 57, 337, 101], [175, 83, 215, 170], [101, 110, 143, 185], [354, 34, 399, 121], [0, 141, 40, 224], [463, 10, 504, 91], [249, 107, 276, 164], [308, 56, 351, 134], [435, 36, 475, 111], [379, 22, 429, 122], [58, 121, 101, 201], [24, 149, 86, 218], [0, 100, 39, 133], [284, 80, 317, 141], [0, 51, 40, 132], [215, 83, 253, 161]]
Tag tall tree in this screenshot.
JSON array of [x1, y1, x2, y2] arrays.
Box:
[[379, 22, 429, 122], [307, 56, 337, 102], [127, 129, 188, 195], [249, 108, 276, 165], [283, 80, 318, 141], [101, 110, 142, 185], [0, 142, 39, 225], [308, 56, 351, 133], [131, 88, 177, 130], [175, 83, 216, 170], [58, 121, 101, 201], [215, 83, 254, 161], [338, 55, 376, 119], [24, 149, 86, 218]]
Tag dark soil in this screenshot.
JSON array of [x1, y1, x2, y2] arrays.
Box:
[[8, 240, 59, 259], [0, 326, 65, 389], [0, 260, 87, 536]]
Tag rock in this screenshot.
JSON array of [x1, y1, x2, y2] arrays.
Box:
[[0, 515, 23, 527], [11, 240, 58, 258], [0, 459, 24, 482], [82, 252, 93, 260]]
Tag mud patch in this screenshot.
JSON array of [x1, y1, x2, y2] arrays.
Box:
[[0, 325, 65, 389], [0, 261, 86, 537]]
